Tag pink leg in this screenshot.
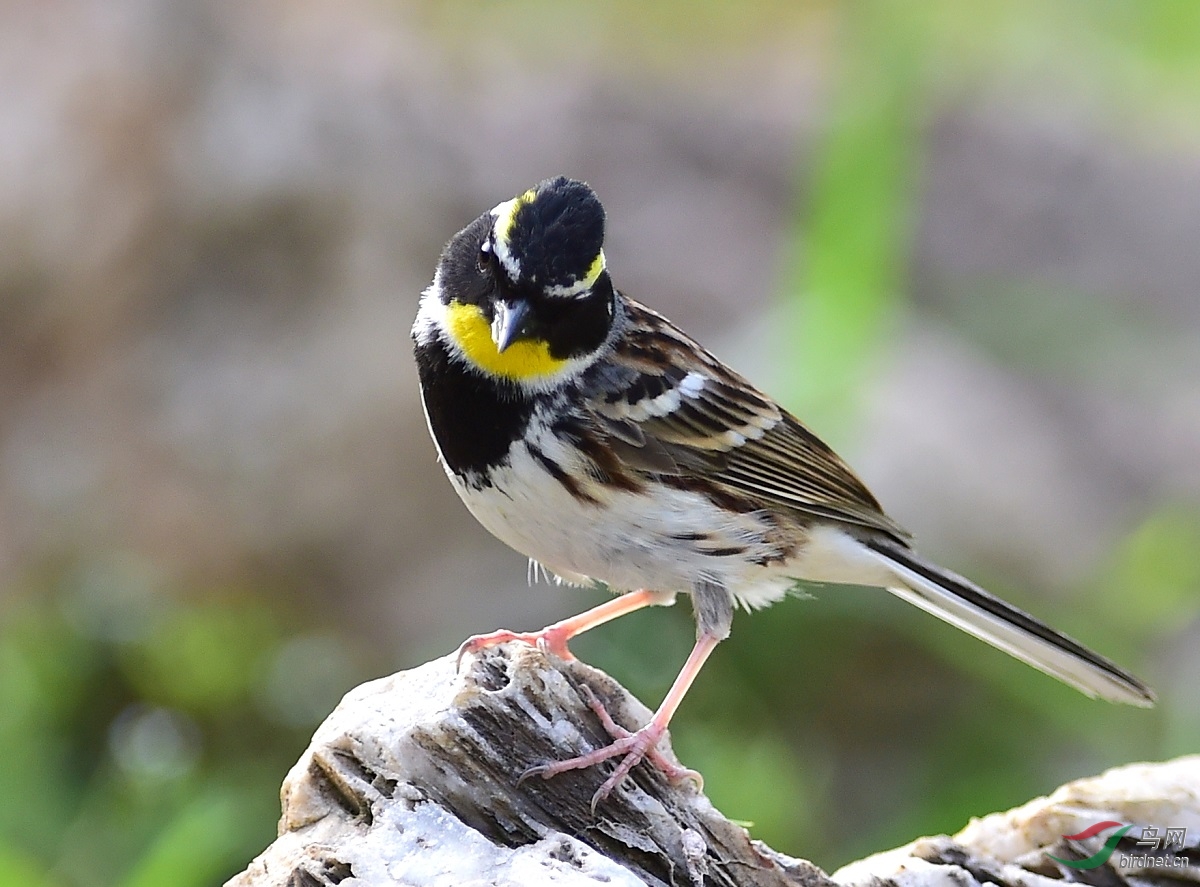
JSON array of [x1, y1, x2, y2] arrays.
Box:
[[457, 588, 664, 667], [522, 632, 721, 811]]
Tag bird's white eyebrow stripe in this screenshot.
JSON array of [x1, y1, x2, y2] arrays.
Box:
[[544, 281, 591, 298], [490, 197, 522, 280], [542, 249, 607, 298]]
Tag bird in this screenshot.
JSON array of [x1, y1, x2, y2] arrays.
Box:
[[410, 175, 1155, 809]]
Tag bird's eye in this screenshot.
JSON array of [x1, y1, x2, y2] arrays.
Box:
[[477, 240, 492, 273]]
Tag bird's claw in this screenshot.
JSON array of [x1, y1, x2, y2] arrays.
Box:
[[518, 683, 701, 810], [455, 627, 577, 671]]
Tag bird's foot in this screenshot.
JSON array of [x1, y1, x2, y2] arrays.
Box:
[[456, 591, 667, 671], [520, 685, 701, 811], [456, 625, 576, 669]]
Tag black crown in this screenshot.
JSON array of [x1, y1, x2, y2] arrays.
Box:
[[507, 177, 605, 288]]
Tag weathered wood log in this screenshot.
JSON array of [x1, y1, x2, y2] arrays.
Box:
[[226, 642, 1198, 886]]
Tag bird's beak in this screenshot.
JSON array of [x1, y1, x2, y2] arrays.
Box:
[[491, 300, 534, 353]]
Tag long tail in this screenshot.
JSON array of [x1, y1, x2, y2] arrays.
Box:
[[862, 537, 1155, 707]]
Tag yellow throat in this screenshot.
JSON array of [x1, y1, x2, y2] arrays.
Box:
[[444, 301, 568, 381]]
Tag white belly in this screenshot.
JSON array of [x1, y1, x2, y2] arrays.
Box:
[[446, 420, 807, 609]]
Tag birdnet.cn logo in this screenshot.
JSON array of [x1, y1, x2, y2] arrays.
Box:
[[1049, 821, 1190, 870]]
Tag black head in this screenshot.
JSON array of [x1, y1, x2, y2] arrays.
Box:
[[492, 176, 606, 295], [431, 177, 616, 373]]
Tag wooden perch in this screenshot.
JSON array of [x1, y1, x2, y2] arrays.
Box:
[[226, 643, 1198, 886]]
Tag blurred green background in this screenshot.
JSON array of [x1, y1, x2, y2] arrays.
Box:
[[2, 1, 1198, 884]]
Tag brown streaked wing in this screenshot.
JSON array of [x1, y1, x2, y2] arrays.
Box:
[[590, 297, 912, 543], [716, 416, 911, 541]]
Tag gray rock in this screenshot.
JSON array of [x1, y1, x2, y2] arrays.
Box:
[[227, 644, 1198, 886]]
